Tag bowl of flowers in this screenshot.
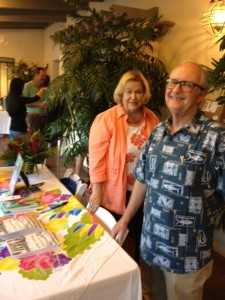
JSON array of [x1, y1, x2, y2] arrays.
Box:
[[1, 131, 55, 174]]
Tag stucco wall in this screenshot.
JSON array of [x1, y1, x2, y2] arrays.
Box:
[[0, 29, 44, 65], [43, 22, 65, 78]]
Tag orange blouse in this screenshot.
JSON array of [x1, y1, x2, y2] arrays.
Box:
[[89, 104, 159, 215]]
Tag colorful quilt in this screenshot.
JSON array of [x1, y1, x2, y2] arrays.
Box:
[[0, 173, 104, 280]]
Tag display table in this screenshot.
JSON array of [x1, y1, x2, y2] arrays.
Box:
[[0, 110, 10, 135], [0, 166, 141, 300]]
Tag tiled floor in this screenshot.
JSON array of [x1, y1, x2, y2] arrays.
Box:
[[1, 135, 225, 299]]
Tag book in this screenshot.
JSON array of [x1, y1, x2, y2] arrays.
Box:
[[0, 230, 59, 259], [0, 214, 45, 240], [0, 198, 40, 215], [0, 214, 59, 259]]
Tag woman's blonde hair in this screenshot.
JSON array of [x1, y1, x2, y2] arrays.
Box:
[[113, 70, 151, 104]]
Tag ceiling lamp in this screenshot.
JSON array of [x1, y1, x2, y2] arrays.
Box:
[[204, 0, 225, 36]]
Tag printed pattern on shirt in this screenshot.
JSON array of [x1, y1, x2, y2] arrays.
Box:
[[135, 113, 225, 273]]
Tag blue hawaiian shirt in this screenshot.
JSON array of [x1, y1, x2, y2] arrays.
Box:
[[135, 112, 225, 273]]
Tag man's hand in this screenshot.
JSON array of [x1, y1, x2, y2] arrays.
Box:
[[112, 217, 129, 245], [112, 180, 147, 244]]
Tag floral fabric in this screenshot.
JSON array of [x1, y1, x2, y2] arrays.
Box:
[[126, 123, 147, 190]]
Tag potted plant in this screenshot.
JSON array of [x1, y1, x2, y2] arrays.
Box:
[[1, 131, 55, 174], [206, 34, 225, 230], [207, 34, 225, 104], [46, 7, 174, 165]]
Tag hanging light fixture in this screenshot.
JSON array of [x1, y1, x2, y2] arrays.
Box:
[[203, 0, 225, 36]]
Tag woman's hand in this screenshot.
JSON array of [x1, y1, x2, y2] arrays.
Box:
[[36, 87, 47, 98], [87, 183, 103, 213]]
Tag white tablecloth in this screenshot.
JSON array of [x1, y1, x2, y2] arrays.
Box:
[[0, 110, 10, 135], [0, 166, 142, 300]]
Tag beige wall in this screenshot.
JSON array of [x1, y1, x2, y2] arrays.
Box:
[[0, 29, 44, 65], [0, 24, 64, 79], [43, 22, 65, 79]]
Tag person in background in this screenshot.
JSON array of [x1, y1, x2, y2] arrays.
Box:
[[88, 70, 159, 261], [6, 78, 45, 139], [112, 63, 225, 300], [23, 67, 48, 132]]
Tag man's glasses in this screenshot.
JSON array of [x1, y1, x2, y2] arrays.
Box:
[[166, 78, 206, 92]]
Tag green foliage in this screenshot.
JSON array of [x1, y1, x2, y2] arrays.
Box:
[[207, 34, 225, 231], [63, 221, 104, 258], [11, 60, 37, 82], [207, 34, 225, 104], [11, 60, 48, 83], [19, 268, 52, 280], [46, 8, 174, 162], [64, 0, 90, 11]]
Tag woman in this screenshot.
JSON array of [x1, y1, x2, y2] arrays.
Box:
[[88, 70, 159, 260], [6, 78, 45, 139]]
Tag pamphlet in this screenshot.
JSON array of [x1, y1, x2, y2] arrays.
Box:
[[0, 230, 58, 258], [0, 214, 45, 240], [0, 214, 59, 258]]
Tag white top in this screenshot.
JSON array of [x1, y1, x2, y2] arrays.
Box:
[[0, 110, 10, 135], [126, 122, 147, 191]]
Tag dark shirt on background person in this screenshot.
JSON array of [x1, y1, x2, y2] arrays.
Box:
[[6, 78, 42, 139]]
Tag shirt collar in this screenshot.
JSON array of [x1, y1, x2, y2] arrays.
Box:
[[116, 104, 149, 119], [164, 111, 205, 135]]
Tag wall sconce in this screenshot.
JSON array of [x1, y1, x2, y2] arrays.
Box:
[[203, 0, 225, 36]]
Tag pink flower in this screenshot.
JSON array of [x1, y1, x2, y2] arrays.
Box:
[[41, 192, 61, 204], [35, 253, 55, 269], [19, 252, 55, 271], [20, 255, 37, 270]]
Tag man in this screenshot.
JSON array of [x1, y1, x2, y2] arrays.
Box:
[[23, 67, 48, 131], [112, 62, 225, 300]]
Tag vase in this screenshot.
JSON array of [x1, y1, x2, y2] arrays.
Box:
[[22, 161, 37, 175]]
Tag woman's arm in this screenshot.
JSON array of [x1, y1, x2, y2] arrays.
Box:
[[88, 113, 111, 211], [22, 87, 47, 105], [21, 95, 40, 104]]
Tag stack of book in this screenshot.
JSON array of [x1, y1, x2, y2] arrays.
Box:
[[0, 197, 41, 215]]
